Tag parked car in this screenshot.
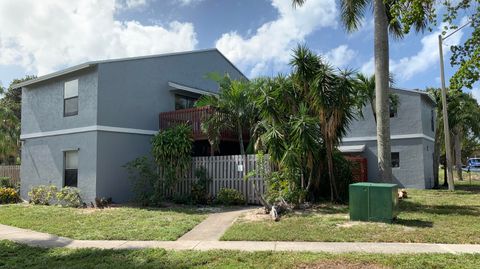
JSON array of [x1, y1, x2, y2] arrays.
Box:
[[463, 158, 480, 172]]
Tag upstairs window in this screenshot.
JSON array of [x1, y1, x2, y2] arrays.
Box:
[[391, 152, 400, 168], [64, 150, 78, 187], [64, 79, 78, 117], [175, 94, 197, 110]]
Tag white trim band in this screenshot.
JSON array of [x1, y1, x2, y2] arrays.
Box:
[[20, 125, 158, 139], [342, 134, 435, 143]]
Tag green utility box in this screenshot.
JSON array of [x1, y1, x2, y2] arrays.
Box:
[[349, 182, 399, 223]]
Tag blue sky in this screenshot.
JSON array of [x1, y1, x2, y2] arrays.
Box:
[[0, 0, 477, 99]]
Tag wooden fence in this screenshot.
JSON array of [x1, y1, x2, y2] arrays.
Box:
[[0, 165, 20, 185], [164, 155, 267, 204]]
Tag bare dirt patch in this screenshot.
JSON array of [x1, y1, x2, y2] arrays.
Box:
[[296, 260, 389, 269]]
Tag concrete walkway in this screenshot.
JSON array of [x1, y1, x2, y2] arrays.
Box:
[[178, 208, 252, 241], [2, 224, 480, 254]]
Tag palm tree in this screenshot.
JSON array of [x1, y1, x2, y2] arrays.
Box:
[[196, 74, 256, 158], [293, 0, 432, 182], [447, 92, 480, 181], [290, 46, 357, 201], [253, 75, 321, 202], [355, 73, 398, 124]]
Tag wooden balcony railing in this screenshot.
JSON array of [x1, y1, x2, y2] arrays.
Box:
[[159, 106, 247, 141]]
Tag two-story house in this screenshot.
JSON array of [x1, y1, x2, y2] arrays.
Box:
[[16, 49, 246, 202], [340, 88, 436, 189]]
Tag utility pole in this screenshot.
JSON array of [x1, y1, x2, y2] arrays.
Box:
[[437, 20, 471, 191], [438, 34, 455, 191]]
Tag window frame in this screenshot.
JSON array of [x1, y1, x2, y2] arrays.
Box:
[[63, 79, 79, 117], [391, 152, 400, 168], [431, 109, 435, 132], [63, 150, 79, 188], [174, 94, 197, 110]]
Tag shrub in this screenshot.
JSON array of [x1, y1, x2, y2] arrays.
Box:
[[215, 188, 245, 205], [124, 156, 158, 206], [265, 171, 306, 205], [151, 124, 193, 193], [0, 177, 17, 189], [172, 194, 193, 205], [56, 187, 83, 207], [317, 152, 354, 202], [28, 185, 58, 205], [95, 197, 112, 209], [191, 167, 212, 204], [0, 187, 20, 204]]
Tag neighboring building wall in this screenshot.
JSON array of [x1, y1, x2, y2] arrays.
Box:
[[20, 132, 97, 202], [20, 68, 99, 201], [341, 89, 436, 189]]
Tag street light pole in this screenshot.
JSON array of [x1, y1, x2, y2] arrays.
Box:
[[438, 34, 455, 191], [437, 20, 472, 191]]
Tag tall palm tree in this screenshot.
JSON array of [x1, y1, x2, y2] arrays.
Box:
[[293, 0, 432, 182], [291, 46, 357, 201]]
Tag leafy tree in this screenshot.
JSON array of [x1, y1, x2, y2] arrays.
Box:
[[151, 124, 193, 194], [0, 75, 36, 164], [293, 0, 433, 183], [392, 0, 479, 90]]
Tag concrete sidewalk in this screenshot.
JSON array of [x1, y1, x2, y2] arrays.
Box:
[[2, 224, 480, 254], [178, 208, 252, 241]]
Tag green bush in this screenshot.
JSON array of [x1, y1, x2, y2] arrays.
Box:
[[28, 185, 58, 205], [215, 188, 245, 205], [317, 152, 354, 202], [191, 167, 212, 204], [265, 171, 306, 205], [171, 194, 193, 205], [124, 156, 158, 206], [0, 177, 17, 189], [0, 187, 20, 204], [56, 187, 83, 207]]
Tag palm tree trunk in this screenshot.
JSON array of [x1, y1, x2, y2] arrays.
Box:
[[374, 0, 392, 182], [326, 142, 338, 202], [433, 125, 441, 188], [454, 130, 463, 181]]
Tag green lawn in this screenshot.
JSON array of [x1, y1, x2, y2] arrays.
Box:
[[222, 180, 480, 243], [0, 240, 479, 269], [0, 204, 207, 240]]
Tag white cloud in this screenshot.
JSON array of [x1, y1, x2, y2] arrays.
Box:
[[0, 0, 198, 75], [175, 0, 203, 6], [324, 45, 356, 68], [358, 22, 464, 80], [215, 0, 337, 78], [390, 24, 463, 81]]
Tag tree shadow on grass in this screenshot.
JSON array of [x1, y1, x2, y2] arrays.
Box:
[[394, 218, 433, 228], [399, 200, 480, 216]]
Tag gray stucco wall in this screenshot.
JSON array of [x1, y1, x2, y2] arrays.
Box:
[[346, 89, 423, 138], [96, 50, 246, 131], [342, 89, 436, 189], [20, 50, 246, 203], [96, 132, 153, 202], [342, 138, 428, 188], [20, 132, 97, 202], [21, 67, 98, 134]]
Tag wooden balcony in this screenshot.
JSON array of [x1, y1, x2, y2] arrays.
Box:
[[159, 106, 248, 142]]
